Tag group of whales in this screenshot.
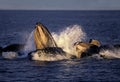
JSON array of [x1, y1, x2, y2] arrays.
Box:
[[0, 22, 120, 61]]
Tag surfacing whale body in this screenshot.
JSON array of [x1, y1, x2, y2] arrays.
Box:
[[74, 39, 100, 58], [29, 22, 70, 61], [29, 47, 67, 61], [0, 44, 25, 59]]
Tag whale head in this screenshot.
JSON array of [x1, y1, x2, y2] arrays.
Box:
[[74, 39, 100, 58], [34, 22, 57, 49]]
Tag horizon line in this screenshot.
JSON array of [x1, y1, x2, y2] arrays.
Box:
[[0, 9, 120, 11]]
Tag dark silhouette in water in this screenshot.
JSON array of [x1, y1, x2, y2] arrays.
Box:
[[0, 44, 25, 55], [2, 44, 25, 52], [81, 45, 100, 58], [0, 44, 25, 60], [74, 39, 101, 58], [0, 47, 2, 55], [100, 44, 120, 51], [80, 44, 120, 58]]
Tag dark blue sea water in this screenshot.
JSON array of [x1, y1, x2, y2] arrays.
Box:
[[0, 10, 120, 82]]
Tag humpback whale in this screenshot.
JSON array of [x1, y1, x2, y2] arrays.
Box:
[[30, 22, 102, 61], [74, 39, 100, 58], [0, 22, 71, 60], [2, 44, 24, 52], [1, 44, 25, 59], [74, 39, 120, 59], [29, 22, 69, 61], [1, 22, 119, 60]]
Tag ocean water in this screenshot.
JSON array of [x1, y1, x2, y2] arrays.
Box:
[[0, 10, 120, 81]]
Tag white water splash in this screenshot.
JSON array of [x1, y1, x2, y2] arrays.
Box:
[[1, 30, 36, 59], [52, 25, 86, 55], [100, 49, 120, 59], [23, 30, 36, 55], [2, 52, 18, 59], [31, 52, 67, 61]]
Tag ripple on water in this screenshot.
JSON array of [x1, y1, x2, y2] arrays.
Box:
[[0, 58, 120, 81]]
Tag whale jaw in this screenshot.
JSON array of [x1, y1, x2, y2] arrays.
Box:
[[34, 22, 57, 49], [29, 47, 67, 61]]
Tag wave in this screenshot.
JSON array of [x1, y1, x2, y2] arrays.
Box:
[[52, 25, 86, 55], [99, 45, 120, 59]]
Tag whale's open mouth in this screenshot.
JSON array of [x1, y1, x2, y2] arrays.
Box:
[[34, 22, 57, 49], [28, 22, 68, 61]]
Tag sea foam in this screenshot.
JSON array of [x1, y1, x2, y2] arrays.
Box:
[[52, 25, 86, 55], [100, 48, 120, 59]]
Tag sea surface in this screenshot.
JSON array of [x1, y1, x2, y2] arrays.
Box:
[[0, 10, 120, 82]]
